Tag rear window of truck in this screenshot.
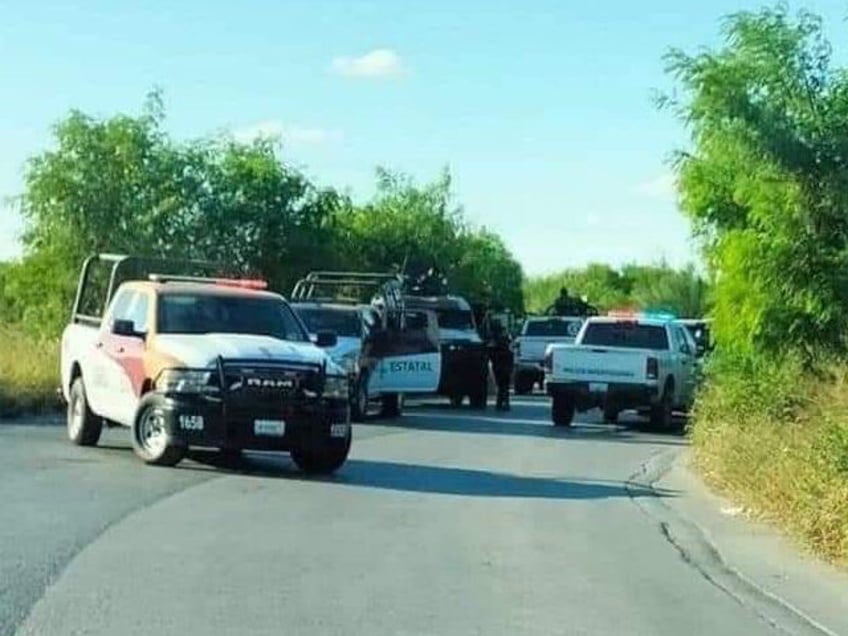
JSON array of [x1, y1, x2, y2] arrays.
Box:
[[436, 309, 475, 331], [581, 322, 669, 350], [295, 306, 362, 338], [524, 319, 581, 337]]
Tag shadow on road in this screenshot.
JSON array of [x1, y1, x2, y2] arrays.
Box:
[[335, 459, 676, 500], [384, 410, 687, 446], [183, 451, 677, 501]]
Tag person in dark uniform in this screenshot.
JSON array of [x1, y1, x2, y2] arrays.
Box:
[[488, 321, 514, 411]]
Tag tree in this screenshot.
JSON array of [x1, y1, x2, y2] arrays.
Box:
[[10, 92, 342, 334], [337, 168, 525, 313], [4, 98, 526, 335], [663, 6, 848, 358], [524, 262, 708, 316]]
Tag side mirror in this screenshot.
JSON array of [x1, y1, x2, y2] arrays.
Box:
[[315, 330, 338, 348], [112, 319, 143, 339]]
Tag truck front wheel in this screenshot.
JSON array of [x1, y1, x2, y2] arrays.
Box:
[[603, 406, 619, 424], [291, 427, 352, 475], [380, 393, 403, 418], [514, 372, 534, 395], [351, 373, 369, 422], [67, 377, 103, 446], [131, 395, 186, 466], [551, 395, 575, 427]]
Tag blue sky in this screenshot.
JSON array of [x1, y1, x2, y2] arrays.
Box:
[[1, 0, 847, 275]]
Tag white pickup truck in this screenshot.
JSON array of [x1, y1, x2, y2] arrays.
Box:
[[60, 254, 354, 473], [544, 315, 698, 429], [513, 316, 584, 394]]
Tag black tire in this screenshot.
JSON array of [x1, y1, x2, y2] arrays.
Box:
[[291, 426, 352, 475], [351, 373, 369, 422], [131, 394, 187, 466], [552, 395, 575, 427], [603, 406, 619, 424], [449, 393, 464, 407], [514, 373, 533, 395], [650, 383, 674, 431], [67, 377, 103, 446], [468, 381, 488, 410], [380, 393, 403, 418]]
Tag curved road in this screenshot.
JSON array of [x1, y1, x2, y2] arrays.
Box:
[[0, 398, 795, 635]]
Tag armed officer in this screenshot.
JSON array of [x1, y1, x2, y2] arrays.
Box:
[[488, 321, 514, 411]]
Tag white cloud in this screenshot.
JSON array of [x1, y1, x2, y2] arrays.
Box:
[[633, 172, 677, 200], [330, 48, 405, 79], [232, 120, 341, 145]]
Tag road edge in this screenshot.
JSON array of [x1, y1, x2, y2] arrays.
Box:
[[626, 449, 838, 636]]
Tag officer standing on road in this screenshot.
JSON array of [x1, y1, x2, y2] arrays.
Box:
[[488, 321, 514, 411]]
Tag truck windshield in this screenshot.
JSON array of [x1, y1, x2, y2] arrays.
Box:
[[581, 322, 669, 350], [294, 307, 362, 338], [158, 294, 308, 341], [436, 309, 474, 331], [525, 319, 581, 337]]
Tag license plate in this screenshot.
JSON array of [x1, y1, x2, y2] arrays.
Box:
[[254, 419, 286, 437], [589, 382, 609, 393], [330, 423, 349, 438], [178, 415, 204, 431]]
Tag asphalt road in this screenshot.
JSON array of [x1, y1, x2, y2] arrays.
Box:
[[0, 397, 802, 636]]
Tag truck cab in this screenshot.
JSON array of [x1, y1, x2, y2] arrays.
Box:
[[290, 271, 442, 421], [61, 255, 351, 473], [403, 294, 489, 409], [513, 315, 585, 394]]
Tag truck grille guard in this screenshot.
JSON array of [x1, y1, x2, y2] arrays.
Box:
[[214, 356, 327, 422]]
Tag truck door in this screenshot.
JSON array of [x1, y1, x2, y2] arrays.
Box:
[[365, 309, 441, 395], [95, 290, 149, 426], [84, 288, 132, 420], [670, 324, 695, 408]]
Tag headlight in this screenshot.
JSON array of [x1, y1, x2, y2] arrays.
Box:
[[155, 369, 216, 394], [323, 375, 349, 399]]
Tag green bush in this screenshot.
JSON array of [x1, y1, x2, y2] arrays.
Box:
[[0, 326, 61, 417], [692, 355, 848, 563]]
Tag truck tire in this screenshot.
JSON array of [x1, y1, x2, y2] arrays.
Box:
[[351, 373, 369, 422], [380, 393, 403, 418], [67, 377, 103, 446], [468, 381, 488, 410], [131, 394, 187, 467], [514, 372, 534, 395], [291, 426, 352, 475], [551, 396, 575, 427], [603, 406, 619, 424], [650, 383, 674, 431]]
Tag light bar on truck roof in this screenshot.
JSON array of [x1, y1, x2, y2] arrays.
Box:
[[214, 278, 268, 290], [606, 310, 677, 322], [148, 274, 268, 290]]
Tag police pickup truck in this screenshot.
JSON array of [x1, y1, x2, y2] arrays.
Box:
[[60, 255, 351, 473], [544, 313, 698, 429], [403, 294, 489, 408], [513, 316, 584, 394], [290, 271, 442, 421]]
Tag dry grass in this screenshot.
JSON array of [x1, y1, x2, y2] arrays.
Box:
[[0, 325, 61, 417], [691, 359, 848, 564]]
